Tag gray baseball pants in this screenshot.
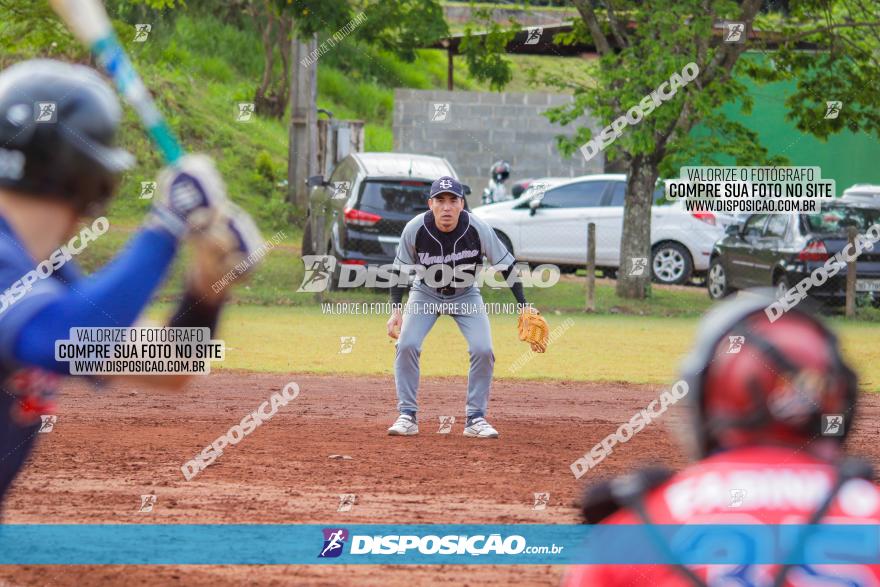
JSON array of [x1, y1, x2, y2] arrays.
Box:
[[394, 286, 493, 420]]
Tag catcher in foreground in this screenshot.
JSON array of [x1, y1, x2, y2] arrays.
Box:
[[564, 293, 877, 586], [385, 176, 549, 439], [0, 59, 261, 506]]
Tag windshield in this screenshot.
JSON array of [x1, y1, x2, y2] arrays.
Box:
[[805, 205, 880, 235], [359, 181, 431, 213]]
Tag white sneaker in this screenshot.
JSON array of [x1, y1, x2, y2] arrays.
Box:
[[388, 414, 419, 436], [463, 417, 499, 439]]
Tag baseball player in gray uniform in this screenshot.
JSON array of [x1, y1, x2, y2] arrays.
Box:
[[385, 176, 532, 439]]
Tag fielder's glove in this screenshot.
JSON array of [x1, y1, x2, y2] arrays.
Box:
[[518, 307, 549, 353]]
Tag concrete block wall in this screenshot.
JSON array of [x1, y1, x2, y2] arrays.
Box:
[[393, 89, 603, 206]]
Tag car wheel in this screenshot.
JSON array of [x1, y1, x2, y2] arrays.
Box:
[[707, 258, 733, 299], [494, 230, 514, 255], [651, 242, 693, 285], [301, 220, 315, 256], [774, 275, 790, 300]]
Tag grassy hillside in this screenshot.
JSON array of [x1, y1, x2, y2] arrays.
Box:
[[1, 9, 493, 232], [0, 6, 615, 316], [0, 1, 597, 237]]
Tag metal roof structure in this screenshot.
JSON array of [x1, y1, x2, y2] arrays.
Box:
[[430, 21, 818, 89]]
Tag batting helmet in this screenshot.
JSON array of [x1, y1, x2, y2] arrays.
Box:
[[0, 59, 133, 214], [679, 291, 857, 459]]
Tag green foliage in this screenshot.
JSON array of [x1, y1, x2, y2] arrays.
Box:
[[159, 39, 193, 66], [547, 1, 753, 166], [459, 7, 515, 90], [283, 0, 354, 37], [0, 0, 83, 59], [255, 150, 277, 182], [197, 56, 234, 83], [754, 0, 880, 142], [284, 0, 447, 63], [539, 0, 880, 171], [365, 124, 394, 151], [318, 67, 393, 121], [132, 0, 183, 8], [356, 0, 449, 61]]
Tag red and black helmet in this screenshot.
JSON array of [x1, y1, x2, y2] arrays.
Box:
[[679, 291, 857, 458]]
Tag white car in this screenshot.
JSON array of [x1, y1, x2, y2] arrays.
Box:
[[472, 174, 725, 284]]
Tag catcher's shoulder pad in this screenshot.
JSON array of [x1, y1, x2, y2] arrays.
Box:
[[580, 466, 674, 524]]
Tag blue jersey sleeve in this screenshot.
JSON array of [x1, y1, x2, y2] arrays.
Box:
[[0, 226, 179, 375]]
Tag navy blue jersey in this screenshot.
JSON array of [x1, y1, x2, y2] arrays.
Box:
[[394, 210, 514, 293], [0, 213, 180, 504], [0, 215, 83, 500]]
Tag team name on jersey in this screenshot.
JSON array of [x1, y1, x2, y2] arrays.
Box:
[[663, 468, 880, 519], [417, 249, 480, 265]]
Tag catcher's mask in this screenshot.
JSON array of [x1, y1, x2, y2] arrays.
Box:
[[0, 59, 133, 216], [679, 290, 857, 459]]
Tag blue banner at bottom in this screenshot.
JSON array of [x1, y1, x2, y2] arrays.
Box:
[[0, 524, 879, 565]]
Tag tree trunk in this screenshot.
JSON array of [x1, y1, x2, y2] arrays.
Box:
[[615, 157, 659, 299], [254, 6, 276, 115], [275, 15, 292, 113]]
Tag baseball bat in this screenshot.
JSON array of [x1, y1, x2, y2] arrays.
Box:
[[49, 0, 185, 164]]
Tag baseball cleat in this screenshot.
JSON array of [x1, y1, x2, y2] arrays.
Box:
[[463, 417, 499, 439], [388, 414, 419, 436]]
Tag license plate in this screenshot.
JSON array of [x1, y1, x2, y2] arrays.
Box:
[[856, 279, 880, 292]]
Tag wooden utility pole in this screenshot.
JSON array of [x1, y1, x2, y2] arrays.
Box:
[[586, 223, 596, 312], [846, 226, 857, 317], [288, 32, 318, 209]]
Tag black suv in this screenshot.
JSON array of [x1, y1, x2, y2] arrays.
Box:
[[707, 203, 880, 304], [302, 153, 466, 271]]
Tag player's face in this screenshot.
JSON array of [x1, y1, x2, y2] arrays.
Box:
[[429, 193, 464, 232]]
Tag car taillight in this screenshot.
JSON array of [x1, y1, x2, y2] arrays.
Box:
[[343, 207, 381, 227], [340, 259, 367, 265], [798, 240, 829, 261], [691, 211, 716, 226]]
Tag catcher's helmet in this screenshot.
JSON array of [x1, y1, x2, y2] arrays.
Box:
[[680, 291, 857, 459], [0, 59, 133, 214], [491, 160, 510, 183]]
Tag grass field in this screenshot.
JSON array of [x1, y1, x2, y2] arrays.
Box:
[[144, 304, 880, 390], [84, 222, 880, 390]]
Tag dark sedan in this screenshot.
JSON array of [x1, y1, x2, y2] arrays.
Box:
[[707, 203, 880, 305], [302, 153, 471, 287]]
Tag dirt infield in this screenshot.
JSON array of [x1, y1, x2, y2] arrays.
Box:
[[2, 371, 879, 586]]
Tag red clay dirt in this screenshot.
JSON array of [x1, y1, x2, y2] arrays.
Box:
[[1, 371, 879, 586]]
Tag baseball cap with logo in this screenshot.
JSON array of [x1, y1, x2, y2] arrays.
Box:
[[429, 176, 464, 199]]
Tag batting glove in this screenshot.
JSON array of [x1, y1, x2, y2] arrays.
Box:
[[148, 154, 229, 239]]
